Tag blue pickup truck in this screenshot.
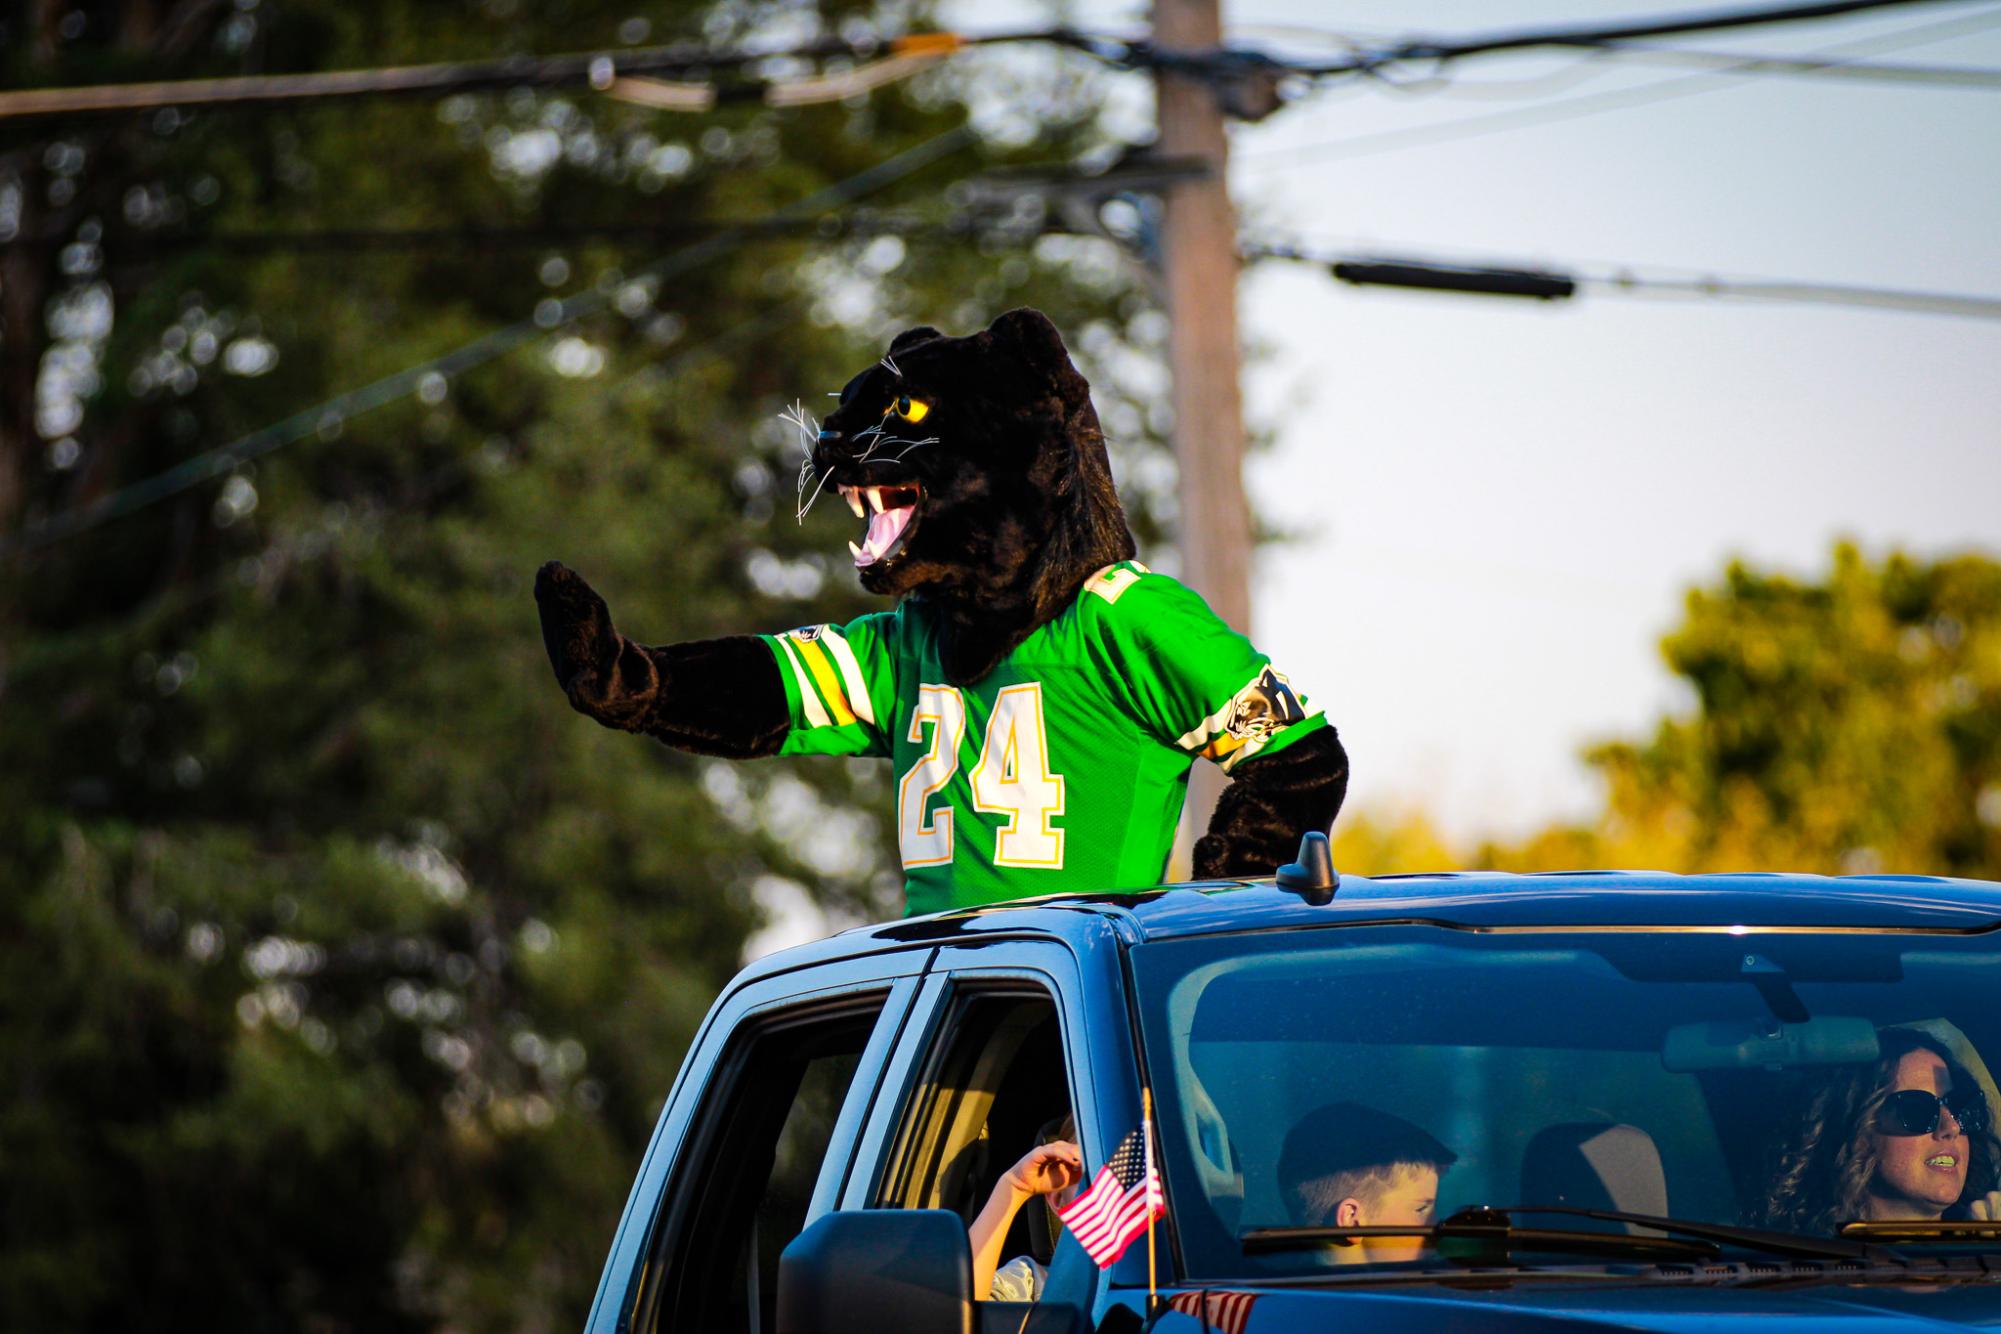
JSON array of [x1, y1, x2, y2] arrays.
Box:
[[582, 854, 2001, 1333]]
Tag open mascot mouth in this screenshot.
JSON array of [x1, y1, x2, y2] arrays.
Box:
[[838, 483, 922, 568]]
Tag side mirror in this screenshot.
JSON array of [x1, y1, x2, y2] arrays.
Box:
[[777, 1209, 973, 1334]]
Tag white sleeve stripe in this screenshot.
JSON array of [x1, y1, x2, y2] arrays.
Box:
[[1174, 698, 1235, 753], [774, 637, 832, 729], [819, 630, 877, 728]]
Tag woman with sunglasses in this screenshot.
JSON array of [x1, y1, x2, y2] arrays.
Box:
[[1761, 1028, 2001, 1234]]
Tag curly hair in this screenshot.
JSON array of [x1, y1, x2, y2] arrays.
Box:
[[1759, 1029, 1999, 1235]]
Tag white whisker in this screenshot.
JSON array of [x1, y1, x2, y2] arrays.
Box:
[[795, 457, 835, 523], [854, 423, 894, 462], [879, 352, 902, 378], [778, 399, 821, 458]]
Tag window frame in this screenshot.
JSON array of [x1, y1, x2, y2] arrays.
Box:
[[836, 937, 1152, 1297], [875, 983, 1070, 1214], [584, 947, 932, 1334]]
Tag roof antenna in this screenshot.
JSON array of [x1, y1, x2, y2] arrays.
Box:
[[1275, 831, 1339, 905]]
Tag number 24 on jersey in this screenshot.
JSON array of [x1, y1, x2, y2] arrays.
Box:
[[899, 683, 1066, 870]]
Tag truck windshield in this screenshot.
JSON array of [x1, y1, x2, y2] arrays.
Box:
[[1128, 924, 2001, 1280]]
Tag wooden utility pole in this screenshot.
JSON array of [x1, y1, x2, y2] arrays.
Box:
[[1154, 0, 1251, 631], [1154, 0, 1251, 873]]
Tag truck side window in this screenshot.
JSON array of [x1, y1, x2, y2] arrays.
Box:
[[634, 998, 886, 1334], [877, 988, 1073, 1266]]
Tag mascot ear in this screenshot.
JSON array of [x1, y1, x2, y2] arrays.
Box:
[[888, 325, 944, 355], [985, 307, 1073, 374]]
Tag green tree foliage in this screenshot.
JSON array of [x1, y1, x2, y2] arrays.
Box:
[[0, 2, 1177, 1326], [1480, 544, 2001, 878]]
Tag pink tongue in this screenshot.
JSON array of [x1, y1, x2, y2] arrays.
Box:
[[859, 505, 915, 564]]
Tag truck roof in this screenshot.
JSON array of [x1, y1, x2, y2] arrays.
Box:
[[738, 869, 2001, 983]]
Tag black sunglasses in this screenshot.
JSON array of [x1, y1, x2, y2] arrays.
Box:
[[1879, 1086, 1988, 1138]]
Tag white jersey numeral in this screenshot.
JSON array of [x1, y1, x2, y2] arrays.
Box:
[[899, 684, 966, 868], [970, 684, 1066, 867], [897, 682, 1067, 872]]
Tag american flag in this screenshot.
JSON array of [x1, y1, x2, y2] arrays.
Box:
[[1055, 1122, 1165, 1267], [1167, 1290, 1258, 1334]]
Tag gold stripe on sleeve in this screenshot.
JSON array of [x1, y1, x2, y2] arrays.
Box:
[[819, 630, 877, 727], [793, 637, 858, 728], [774, 637, 833, 729]]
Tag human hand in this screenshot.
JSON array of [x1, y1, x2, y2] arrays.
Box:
[[1001, 1140, 1082, 1202], [1968, 1189, 2001, 1220]]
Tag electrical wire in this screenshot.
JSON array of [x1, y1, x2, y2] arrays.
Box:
[[1562, 41, 2001, 86], [6, 212, 1007, 260], [0, 30, 1060, 122], [1291, 0, 1983, 71], [1245, 239, 2001, 321], [1239, 3, 2001, 168], [1591, 270, 2001, 317], [18, 191, 1996, 558], [1307, 42, 2001, 97], [4, 125, 978, 557], [1, 0, 1986, 122]]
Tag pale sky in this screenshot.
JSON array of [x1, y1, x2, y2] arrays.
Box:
[[959, 0, 2001, 843]]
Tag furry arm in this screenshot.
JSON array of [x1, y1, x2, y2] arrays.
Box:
[[1192, 727, 1350, 879], [534, 561, 790, 759]]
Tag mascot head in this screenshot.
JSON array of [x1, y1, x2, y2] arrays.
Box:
[[803, 308, 1137, 683]]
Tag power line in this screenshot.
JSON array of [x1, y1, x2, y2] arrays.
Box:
[[4, 124, 978, 557], [4, 212, 1051, 260], [1302, 40, 2001, 99], [1582, 41, 2001, 86], [1246, 240, 2001, 321], [1313, 0, 1981, 69], [17, 187, 1996, 558], [1098, 0, 1994, 90], [0, 31, 1057, 122], [1591, 271, 2001, 318], [6, 151, 1216, 259], [1, 0, 1984, 123], [1239, 4, 2001, 168], [38, 209, 2001, 322]]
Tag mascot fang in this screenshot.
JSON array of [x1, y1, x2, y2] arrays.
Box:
[[536, 308, 1348, 915]]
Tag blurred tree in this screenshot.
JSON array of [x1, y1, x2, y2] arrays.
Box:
[[0, 1, 1178, 1327], [1481, 544, 2001, 879], [1330, 807, 1457, 877]]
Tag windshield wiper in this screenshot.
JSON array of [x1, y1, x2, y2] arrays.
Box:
[[1498, 1204, 1878, 1262], [1242, 1206, 1720, 1265], [1839, 1219, 2001, 1245], [1243, 1204, 1890, 1267]]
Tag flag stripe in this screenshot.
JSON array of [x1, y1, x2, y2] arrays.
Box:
[[1168, 1291, 1256, 1334], [1055, 1124, 1164, 1266], [1069, 1183, 1163, 1252], [1065, 1176, 1160, 1241]]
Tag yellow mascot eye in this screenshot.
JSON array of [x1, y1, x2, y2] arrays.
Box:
[[887, 395, 930, 424]]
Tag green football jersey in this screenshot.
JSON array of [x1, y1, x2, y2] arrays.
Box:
[[759, 561, 1327, 916]]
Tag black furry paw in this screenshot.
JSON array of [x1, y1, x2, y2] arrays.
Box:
[[534, 561, 657, 729]]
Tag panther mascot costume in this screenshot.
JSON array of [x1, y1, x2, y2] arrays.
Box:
[[535, 307, 1348, 916]]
